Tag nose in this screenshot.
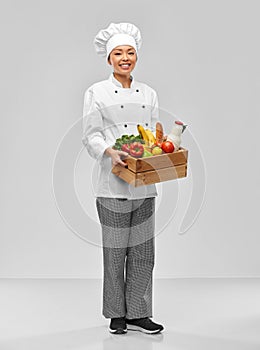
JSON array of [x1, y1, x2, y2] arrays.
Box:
[[122, 52, 128, 60]]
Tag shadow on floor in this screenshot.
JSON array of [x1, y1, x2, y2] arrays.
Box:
[[0, 323, 259, 350]]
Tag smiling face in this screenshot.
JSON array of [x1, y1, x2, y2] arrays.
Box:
[[107, 45, 137, 76]]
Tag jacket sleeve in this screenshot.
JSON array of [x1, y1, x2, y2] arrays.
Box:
[[82, 87, 110, 161], [150, 89, 160, 132]]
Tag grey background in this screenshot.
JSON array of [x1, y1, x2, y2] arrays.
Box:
[[0, 0, 259, 278]]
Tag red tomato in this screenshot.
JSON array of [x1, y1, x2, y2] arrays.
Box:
[[129, 142, 144, 158], [121, 143, 130, 153], [161, 141, 174, 153]]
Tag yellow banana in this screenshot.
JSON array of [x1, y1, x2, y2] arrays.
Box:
[[145, 129, 156, 146], [137, 124, 149, 145]]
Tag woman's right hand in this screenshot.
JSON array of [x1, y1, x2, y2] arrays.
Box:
[[105, 147, 128, 167]]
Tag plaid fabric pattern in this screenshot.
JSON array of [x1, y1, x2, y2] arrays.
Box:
[[96, 197, 155, 319]]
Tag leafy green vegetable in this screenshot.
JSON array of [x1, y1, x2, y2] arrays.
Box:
[[112, 134, 144, 150]]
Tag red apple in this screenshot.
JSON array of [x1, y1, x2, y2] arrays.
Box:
[[161, 141, 174, 153]]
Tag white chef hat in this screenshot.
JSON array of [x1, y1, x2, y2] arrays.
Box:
[[94, 22, 142, 60]]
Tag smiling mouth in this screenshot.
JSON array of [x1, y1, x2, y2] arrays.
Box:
[[119, 64, 131, 67]]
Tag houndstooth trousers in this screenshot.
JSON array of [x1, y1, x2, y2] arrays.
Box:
[[96, 197, 155, 319]]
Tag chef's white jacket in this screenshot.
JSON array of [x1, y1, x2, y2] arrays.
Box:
[[82, 73, 159, 199]]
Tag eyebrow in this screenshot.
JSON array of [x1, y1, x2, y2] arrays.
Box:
[[113, 48, 135, 52]]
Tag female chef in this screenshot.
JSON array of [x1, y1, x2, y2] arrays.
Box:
[[82, 23, 164, 335]]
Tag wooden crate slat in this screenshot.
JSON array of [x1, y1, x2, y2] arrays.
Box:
[[112, 163, 187, 187], [125, 148, 188, 173], [112, 165, 137, 186], [135, 164, 187, 186]]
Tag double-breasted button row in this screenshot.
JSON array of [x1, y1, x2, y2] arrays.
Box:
[[114, 89, 140, 93], [118, 104, 146, 108], [124, 122, 148, 128]]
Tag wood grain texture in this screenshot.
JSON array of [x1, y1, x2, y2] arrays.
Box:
[[112, 147, 188, 187], [125, 148, 188, 173], [112, 164, 187, 187]]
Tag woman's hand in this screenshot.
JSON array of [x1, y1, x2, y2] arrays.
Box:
[[105, 147, 128, 167]]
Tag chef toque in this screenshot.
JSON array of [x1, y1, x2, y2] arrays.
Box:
[[94, 22, 142, 60]]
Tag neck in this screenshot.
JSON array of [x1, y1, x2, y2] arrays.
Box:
[[113, 72, 132, 88]]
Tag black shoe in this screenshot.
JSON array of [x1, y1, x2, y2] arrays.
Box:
[[109, 317, 127, 334], [126, 317, 164, 334]]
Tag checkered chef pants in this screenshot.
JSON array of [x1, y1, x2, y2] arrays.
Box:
[[96, 197, 155, 319]]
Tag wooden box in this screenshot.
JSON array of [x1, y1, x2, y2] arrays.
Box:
[[112, 147, 188, 187]]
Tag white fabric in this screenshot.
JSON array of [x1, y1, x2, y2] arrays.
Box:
[[94, 22, 142, 59], [82, 73, 159, 199], [106, 34, 137, 59]]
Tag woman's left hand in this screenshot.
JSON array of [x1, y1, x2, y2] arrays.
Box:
[[105, 147, 128, 167]]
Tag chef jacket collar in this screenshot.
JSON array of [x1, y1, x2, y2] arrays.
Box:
[[109, 72, 136, 89]]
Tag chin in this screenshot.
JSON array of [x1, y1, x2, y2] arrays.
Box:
[[116, 66, 135, 74], [116, 70, 131, 75]]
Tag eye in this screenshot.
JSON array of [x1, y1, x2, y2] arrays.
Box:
[[128, 52, 135, 55], [115, 53, 121, 55]]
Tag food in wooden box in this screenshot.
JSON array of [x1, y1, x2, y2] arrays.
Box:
[[111, 122, 188, 186], [112, 148, 188, 187]]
